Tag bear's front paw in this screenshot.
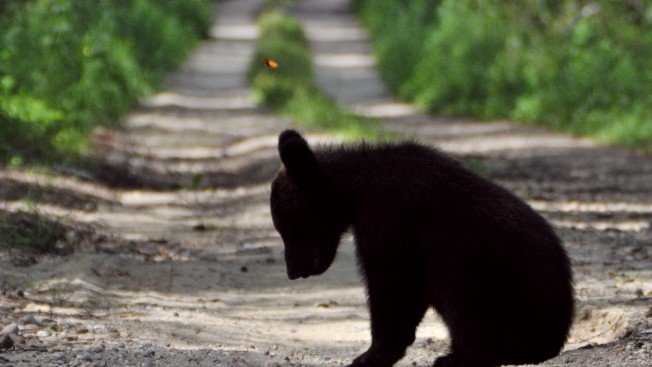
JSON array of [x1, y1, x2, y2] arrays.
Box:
[[347, 349, 396, 367]]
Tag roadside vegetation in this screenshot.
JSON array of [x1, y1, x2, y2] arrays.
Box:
[[247, 10, 383, 140], [0, 0, 212, 165], [352, 0, 652, 148]]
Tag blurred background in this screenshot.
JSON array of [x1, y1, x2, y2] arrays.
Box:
[[0, 0, 213, 165], [2, 0, 650, 169], [353, 0, 652, 147]]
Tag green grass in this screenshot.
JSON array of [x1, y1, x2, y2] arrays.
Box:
[[0, 0, 213, 165], [353, 0, 652, 149], [247, 10, 384, 141]]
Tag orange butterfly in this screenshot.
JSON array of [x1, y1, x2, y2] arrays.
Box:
[[263, 57, 279, 69]]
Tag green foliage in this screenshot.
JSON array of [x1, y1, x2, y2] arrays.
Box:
[[354, 0, 652, 147], [248, 11, 313, 108], [0, 0, 212, 164], [0, 211, 67, 253], [352, 0, 441, 95], [157, 0, 213, 39], [115, 0, 203, 83], [405, 1, 522, 117], [248, 10, 382, 140]]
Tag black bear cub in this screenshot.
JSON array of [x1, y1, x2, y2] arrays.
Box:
[[270, 130, 574, 367]]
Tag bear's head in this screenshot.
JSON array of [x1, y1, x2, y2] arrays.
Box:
[[271, 130, 349, 280]]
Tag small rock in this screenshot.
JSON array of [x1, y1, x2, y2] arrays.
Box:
[[193, 224, 207, 232], [1, 323, 18, 335], [92, 345, 104, 353], [93, 324, 108, 333], [0, 334, 13, 350], [36, 330, 50, 338], [21, 315, 41, 326], [75, 326, 89, 334], [142, 349, 156, 357], [78, 352, 93, 362]]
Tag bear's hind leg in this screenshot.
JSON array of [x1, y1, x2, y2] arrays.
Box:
[[433, 322, 499, 367]]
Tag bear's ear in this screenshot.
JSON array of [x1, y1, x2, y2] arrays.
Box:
[[278, 130, 325, 190]]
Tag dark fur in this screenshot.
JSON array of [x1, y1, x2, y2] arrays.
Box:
[[270, 130, 574, 367]]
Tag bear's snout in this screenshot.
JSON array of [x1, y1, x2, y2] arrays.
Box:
[[285, 251, 314, 280]]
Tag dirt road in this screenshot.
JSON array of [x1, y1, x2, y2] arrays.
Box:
[[1, 1, 650, 366]]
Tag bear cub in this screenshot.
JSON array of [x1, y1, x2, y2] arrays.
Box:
[[270, 130, 574, 367]]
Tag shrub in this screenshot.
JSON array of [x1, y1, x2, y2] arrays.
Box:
[[354, 0, 652, 148], [248, 10, 382, 140], [353, 0, 440, 96], [405, 1, 522, 117], [0, 0, 212, 164]]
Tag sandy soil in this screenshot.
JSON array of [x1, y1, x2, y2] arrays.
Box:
[[1, 1, 650, 366]]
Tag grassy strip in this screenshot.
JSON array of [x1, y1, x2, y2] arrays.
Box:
[[353, 0, 652, 148], [247, 10, 383, 141], [0, 0, 213, 165]]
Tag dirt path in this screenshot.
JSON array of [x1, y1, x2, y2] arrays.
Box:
[[1, 1, 650, 366]]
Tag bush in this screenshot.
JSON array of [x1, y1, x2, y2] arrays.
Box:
[[248, 10, 382, 140], [353, 0, 440, 95], [0, 0, 212, 164], [513, 3, 652, 143], [405, 1, 523, 117], [354, 0, 652, 148]]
